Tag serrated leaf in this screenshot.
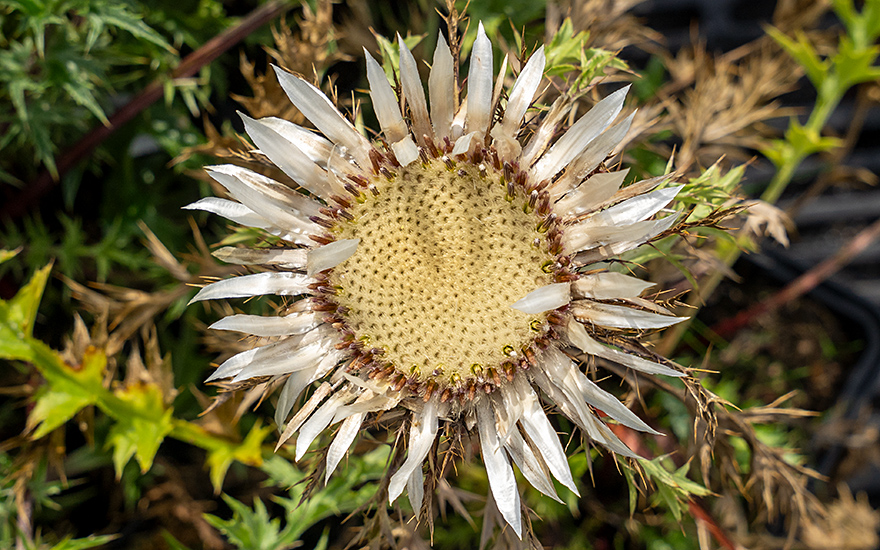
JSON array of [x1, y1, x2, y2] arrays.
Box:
[[28, 114, 59, 179], [205, 421, 271, 492], [263, 446, 390, 541], [634, 455, 711, 520], [0, 262, 52, 352], [97, 4, 175, 53], [759, 138, 794, 168], [26, 346, 106, 439], [28, 384, 95, 439], [784, 120, 841, 156], [766, 27, 828, 88], [545, 19, 590, 69], [105, 382, 174, 475], [832, 37, 880, 89], [9, 78, 33, 128], [204, 495, 300, 550], [62, 81, 109, 126], [84, 13, 105, 53], [833, 0, 880, 48]]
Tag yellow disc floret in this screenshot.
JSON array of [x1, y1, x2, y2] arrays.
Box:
[[329, 159, 555, 386]]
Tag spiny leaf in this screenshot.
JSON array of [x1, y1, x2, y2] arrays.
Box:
[[261, 447, 390, 541], [832, 37, 880, 89], [27, 346, 106, 439], [204, 421, 271, 492], [783, 120, 842, 158], [635, 456, 712, 520], [204, 495, 300, 550], [91, 4, 175, 53], [106, 382, 175, 475], [62, 81, 109, 126], [0, 262, 53, 357], [545, 19, 590, 70], [766, 27, 828, 88]]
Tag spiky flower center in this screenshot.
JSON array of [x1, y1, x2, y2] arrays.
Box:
[[328, 157, 556, 389]]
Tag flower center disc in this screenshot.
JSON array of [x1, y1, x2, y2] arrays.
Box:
[[330, 159, 555, 386]]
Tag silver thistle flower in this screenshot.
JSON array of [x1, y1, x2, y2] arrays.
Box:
[[187, 23, 687, 537]]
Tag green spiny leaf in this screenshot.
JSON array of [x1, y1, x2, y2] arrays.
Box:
[[0, 262, 52, 346], [784, 119, 841, 157], [268, 445, 390, 541], [94, 4, 175, 53], [106, 382, 174, 475], [205, 421, 271, 492], [766, 27, 828, 88], [204, 494, 299, 550], [62, 81, 109, 126], [27, 346, 106, 439], [832, 37, 880, 89], [633, 456, 711, 520], [544, 19, 589, 70]]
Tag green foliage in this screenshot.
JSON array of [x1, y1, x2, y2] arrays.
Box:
[[27, 346, 105, 439], [200, 421, 272, 492], [0, 210, 169, 289], [457, 0, 547, 54], [0, 0, 231, 197], [0, 248, 21, 265], [0, 262, 54, 361], [205, 450, 390, 549], [375, 33, 425, 81], [105, 382, 174, 474], [1, 0, 170, 180], [761, 0, 880, 203], [268, 448, 389, 535], [0, 262, 267, 487], [676, 162, 743, 223], [543, 19, 629, 94], [0, 454, 118, 549], [29, 534, 119, 550], [204, 495, 301, 550], [622, 162, 744, 289], [623, 456, 711, 521]]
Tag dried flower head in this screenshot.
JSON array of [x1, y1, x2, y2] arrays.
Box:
[[187, 23, 687, 536]]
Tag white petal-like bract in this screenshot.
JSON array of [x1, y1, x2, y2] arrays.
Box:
[[189, 272, 315, 305], [465, 23, 494, 136], [307, 238, 360, 276], [510, 282, 571, 314]]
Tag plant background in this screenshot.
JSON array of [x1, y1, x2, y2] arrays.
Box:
[[1, 0, 880, 548]]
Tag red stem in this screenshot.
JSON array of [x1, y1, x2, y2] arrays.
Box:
[[1, 0, 292, 221]]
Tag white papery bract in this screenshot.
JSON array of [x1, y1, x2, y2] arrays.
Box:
[[188, 22, 687, 538]]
